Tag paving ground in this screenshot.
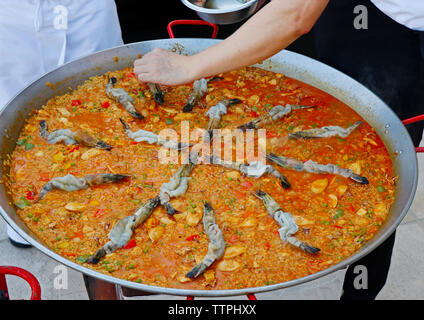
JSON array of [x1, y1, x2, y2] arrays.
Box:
[[1, 143, 423, 300]]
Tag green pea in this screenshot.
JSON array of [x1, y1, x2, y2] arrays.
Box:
[[377, 186, 386, 192]]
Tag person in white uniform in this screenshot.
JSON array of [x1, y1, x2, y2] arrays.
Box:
[[0, 0, 123, 247], [134, 0, 424, 300]]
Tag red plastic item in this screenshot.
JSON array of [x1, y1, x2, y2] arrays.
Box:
[[167, 20, 219, 39], [402, 115, 424, 153], [0, 266, 41, 300]]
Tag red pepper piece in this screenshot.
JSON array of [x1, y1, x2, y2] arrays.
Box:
[[101, 101, 110, 108], [63, 252, 76, 257], [186, 235, 200, 241], [68, 145, 80, 153], [25, 190, 35, 201], [123, 239, 137, 249], [71, 100, 82, 106], [94, 209, 105, 218]]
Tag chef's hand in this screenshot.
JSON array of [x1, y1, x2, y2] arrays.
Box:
[[134, 0, 328, 86], [134, 48, 198, 86]]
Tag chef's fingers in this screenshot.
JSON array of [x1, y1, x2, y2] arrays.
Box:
[[134, 57, 150, 67], [133, 64, 148, 75], [137, 72, 153, 83], [134, 48, 198, 86]]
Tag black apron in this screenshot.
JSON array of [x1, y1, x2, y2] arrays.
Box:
[[314, 0, 424, 300]]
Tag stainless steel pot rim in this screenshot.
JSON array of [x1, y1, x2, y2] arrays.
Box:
[[181, 0, 258, 15], [0, 38, 418, 297]]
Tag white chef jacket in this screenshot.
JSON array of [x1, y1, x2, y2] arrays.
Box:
[[0, 0, 123, 110], [0, 0, 123, 245], [371, 0, 424, 31]]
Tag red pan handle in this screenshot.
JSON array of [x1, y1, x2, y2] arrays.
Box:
[[247, 293, 257, 300], [0, 266, 41, 300], [402, 115, 424, 153], [167, 20, 219, 39]]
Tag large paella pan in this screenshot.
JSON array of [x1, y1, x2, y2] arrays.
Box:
[[0, 39, 419, 297]]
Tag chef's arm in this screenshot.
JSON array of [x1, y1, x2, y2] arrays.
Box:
[[134, 0, 329, 85]]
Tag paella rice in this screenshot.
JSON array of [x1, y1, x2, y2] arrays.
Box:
[[5, 66, 395, 290]]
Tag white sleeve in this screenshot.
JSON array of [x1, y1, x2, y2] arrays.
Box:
[[371, 0, 424, 31]]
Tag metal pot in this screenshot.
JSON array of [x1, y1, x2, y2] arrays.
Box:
[[180, 0, 259, 25], [0, 39, 419, 297]]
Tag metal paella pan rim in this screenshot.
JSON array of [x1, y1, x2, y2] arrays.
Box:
[[0, 38, 418, 297]]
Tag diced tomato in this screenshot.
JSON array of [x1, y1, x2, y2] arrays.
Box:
[[228, 234, 239, 244], [130, 141, 139, 145], [127, 72, 136, 78], [25, 190, 34, 201], [123, 239, 136, 249], [73, 231, 84, 239], [333, 225, 343, 229], [235, 190, 246, 198], [40, 173, 50, 182], [242, 211, 252, 218], [241, 181, 253, 188], [251, 111, 259, 118], [101, 101, 110, 108], [186, 235, 200, 241], [266, 131, 279, 138], [279, 145, 290, 153], [264, 242, 271, 250], [71, 99, 81, 106]]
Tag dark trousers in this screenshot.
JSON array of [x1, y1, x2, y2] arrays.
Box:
[[314, 0, 424, 300]]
